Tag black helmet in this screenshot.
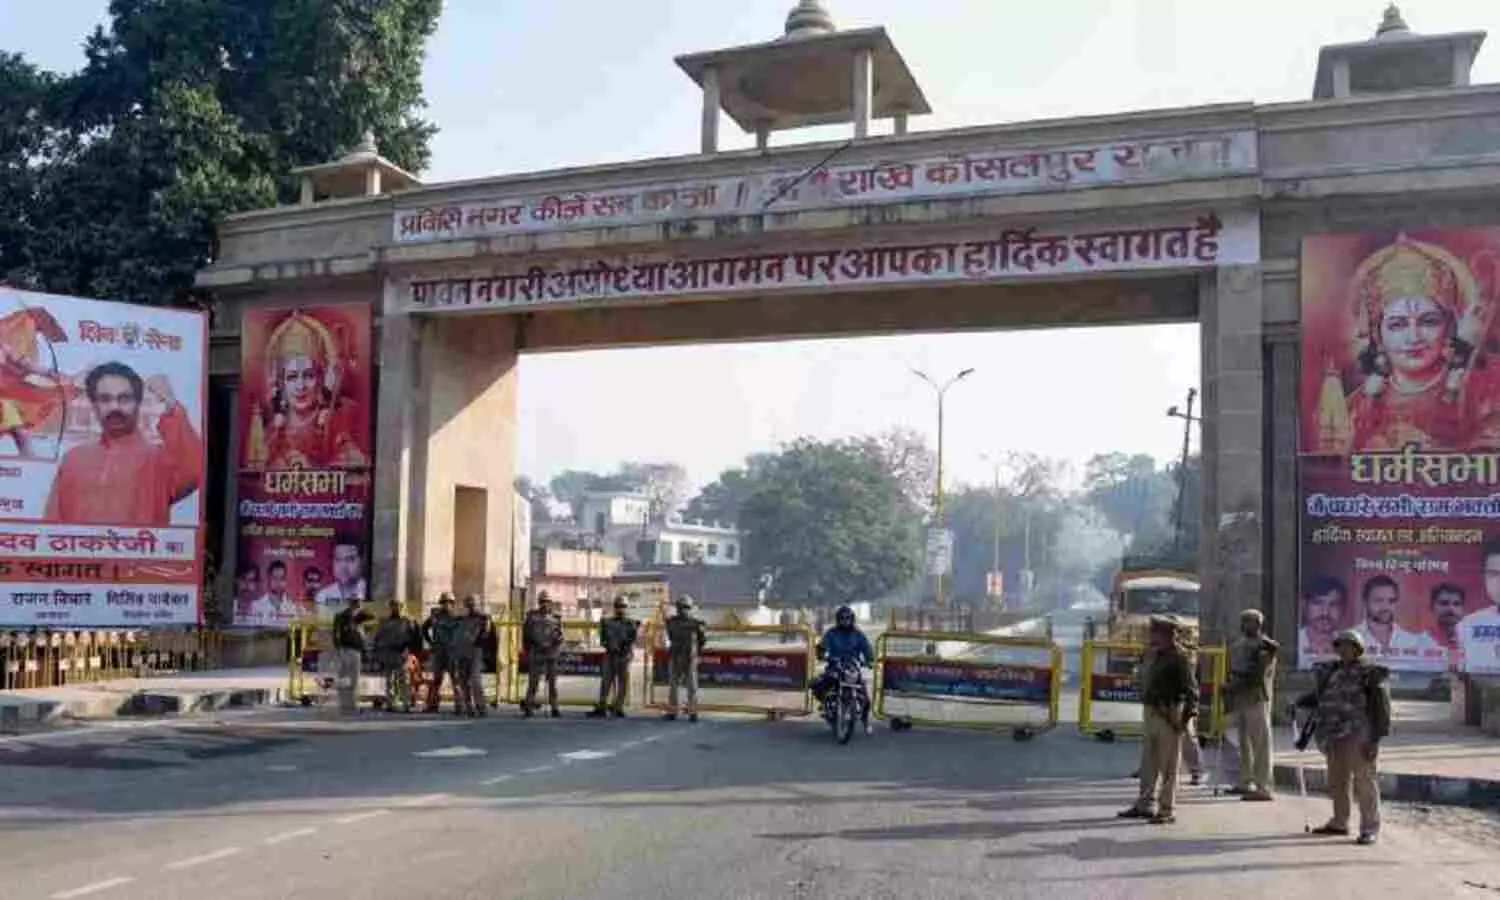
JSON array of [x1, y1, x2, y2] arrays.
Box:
[[835, 605, 856, 628]]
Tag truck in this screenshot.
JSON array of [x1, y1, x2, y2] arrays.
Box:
[[1103, 558, 1200, 673]]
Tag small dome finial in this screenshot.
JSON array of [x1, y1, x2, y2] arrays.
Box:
[[354, 130, 378, 157], [783, 0, 835, 39], [1375, 3, 1411, 39]]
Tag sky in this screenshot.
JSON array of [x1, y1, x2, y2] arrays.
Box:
[[6, 0, 1500, 492]]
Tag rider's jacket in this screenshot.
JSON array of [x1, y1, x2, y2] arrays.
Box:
[[818, 627, 873, 666]]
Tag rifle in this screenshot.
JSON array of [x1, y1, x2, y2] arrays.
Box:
[[1294, 706, 1319, 751]]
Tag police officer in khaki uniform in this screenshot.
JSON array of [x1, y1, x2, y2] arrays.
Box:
[[1295, 628, 1391, 845], [662, 595, 707, 722], [1119, 614, 1199, 824], [1226, 608, 1279, 801], [522, 592, 563, 718], [589, 596, 638, 718]]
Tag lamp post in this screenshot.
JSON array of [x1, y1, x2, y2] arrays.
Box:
[[912, 367, 975, 608], [980, 452, 1003, 607], [1166, 388, 1202, 555]]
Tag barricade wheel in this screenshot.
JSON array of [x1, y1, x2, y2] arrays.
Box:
[[1097, 729, 1116, 743], [890, 716, 912, 732], [1013, 727, 1035, 742], [299, 695, 313, 707]]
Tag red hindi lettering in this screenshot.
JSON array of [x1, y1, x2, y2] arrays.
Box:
[[642, 189, 677, 212], [1069, 149, 1099, 172], [398, 213, 422, 236], [837, 168, 878, 196], [924, 160, 966, 185], [533, 196, 563, 222], [875, 163, 915, 192], [560, 194, 588, 220]]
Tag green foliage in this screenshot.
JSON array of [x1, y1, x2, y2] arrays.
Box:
[[1, 0, 441, 304], [736, 437, 923, 608]]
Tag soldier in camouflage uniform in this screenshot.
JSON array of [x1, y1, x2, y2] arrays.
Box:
[[589, 596, 638, 718], [522, 592, 563, 718], [1119, 615, 1199, 824], [662, 595, 707, 722], [1295, 628, 1391, 845]]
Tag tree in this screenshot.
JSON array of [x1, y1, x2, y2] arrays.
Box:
[[1082, 451, 1175, 552], [2, 0, 442, 305], [874, 427, 937, 516], [683, 453, 774, 524], [738, 437, 923, 608], [514, 475, 554, 525], [617, 461, 688, 523], [0, 53, 57, 283]]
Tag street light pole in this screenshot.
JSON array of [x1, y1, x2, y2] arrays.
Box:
[[912, 367, 975, 608], [1166, 387, 1202, 555], [980, 453, 1003, 606]]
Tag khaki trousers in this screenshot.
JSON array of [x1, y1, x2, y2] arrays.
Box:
[[599, 654, 630, 712], [525, 657, 559, 710], [336, 648, 362, 715], [1325, 737, 1381, 833], [1234, 699, 1273, 791], [1136, 707, 1183, 813]]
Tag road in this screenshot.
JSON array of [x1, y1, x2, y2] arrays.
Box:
[[2, 709, 1499, 900]]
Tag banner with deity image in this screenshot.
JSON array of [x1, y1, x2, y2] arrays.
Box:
[[1299, 227, 1500, 674], [233, 304, 373, 629], [0, 288, 207, 627]]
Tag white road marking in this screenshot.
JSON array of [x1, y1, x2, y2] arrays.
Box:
[[518, 764, 554, 775], [333, 809, 390, 825], [164, 847, 242, 871], [639, 733, 665, 744], [264, 764, 299, 772], [263, 827, 318, 845], [480, 774, 514, 786], [49, 876, 135, 899], [397, 793, 448, 807], [412, 745, 488, 759], [560, 749, 615, 761]]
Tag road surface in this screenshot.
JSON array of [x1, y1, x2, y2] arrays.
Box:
[[2, 708, 1498, 900]]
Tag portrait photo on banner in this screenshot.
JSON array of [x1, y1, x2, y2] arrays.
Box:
[[1299, 227, 1500, 673], [238, 304, 373, 473]]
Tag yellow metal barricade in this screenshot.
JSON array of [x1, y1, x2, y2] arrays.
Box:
[[287, 621, 318, 701], [874, 629, 1063, 736], [642, 622, 814, 718], [507, 618, 626, 710], [1077, 640, 1227, 740]]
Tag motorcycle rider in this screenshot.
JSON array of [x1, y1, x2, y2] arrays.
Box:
[[813, 605, 874, 735]]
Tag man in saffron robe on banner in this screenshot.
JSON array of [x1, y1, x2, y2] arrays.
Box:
[[1314, 234, 1500, 454], [45, 361, 201, 525], [244, 311, 367, 472]]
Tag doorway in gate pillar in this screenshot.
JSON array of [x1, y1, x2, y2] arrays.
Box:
[[1299, 227, 1500, 673]]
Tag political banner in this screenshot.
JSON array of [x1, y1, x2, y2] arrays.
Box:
[[232, 304, 373, 628], [650, 648, 810, 691], [0, 288, 206, 627], [1299, 228, 1500, 673], [881, 658, 1052, 705]]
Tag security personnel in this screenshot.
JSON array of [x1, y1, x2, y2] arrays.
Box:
[[421, 594, 459, 713], [1119, 614, 1198, 824], [1295, 628, 1391, 845], [1226, 608, 1279, 801], [522, 592, 563, 718], [589, 596, 638, 718], [662, 595, 707, 722]]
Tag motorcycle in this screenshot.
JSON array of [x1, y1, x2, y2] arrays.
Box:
[[819, 660, 868, 745]]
